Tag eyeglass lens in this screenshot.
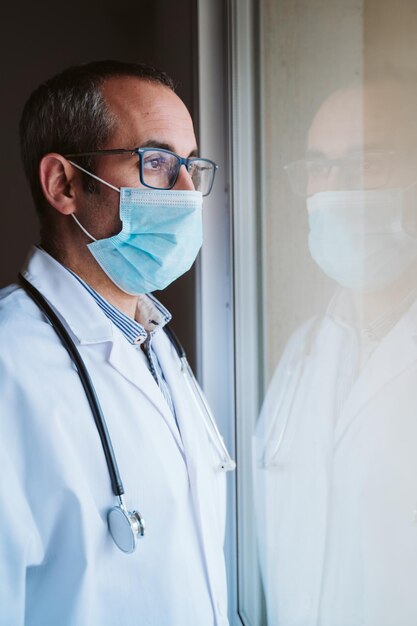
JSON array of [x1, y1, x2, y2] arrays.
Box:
[[141, 150, 215, 195]]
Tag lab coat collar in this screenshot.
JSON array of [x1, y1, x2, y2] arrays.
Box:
[[334, 296, 417, 443], [22, 246, 114, 344], [21, 247, 184, 451]]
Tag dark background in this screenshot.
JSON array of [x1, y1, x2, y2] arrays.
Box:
[[0, 0, 198, 366]]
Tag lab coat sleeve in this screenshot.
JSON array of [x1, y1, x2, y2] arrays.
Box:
[[0, 307, 45, 625], [252, 315, 318, 612], [254, 316, 317, 443], [0, 439, 44, 625]]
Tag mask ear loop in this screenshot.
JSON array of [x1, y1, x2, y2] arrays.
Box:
[[67, 160, 121, 193], [71, 214, 97, 242], [67, 159, 121, 243]]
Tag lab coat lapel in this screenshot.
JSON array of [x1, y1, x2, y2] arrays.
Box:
[[22, 247, 183, 451], [153, 331, 227, 614], [22, 246, 112, 343], [106, 338, 184, 451], [335, 300, 417, 443]]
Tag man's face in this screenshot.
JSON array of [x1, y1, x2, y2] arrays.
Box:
[[74, 77, 198, 240], [306, 82, 417, 196]]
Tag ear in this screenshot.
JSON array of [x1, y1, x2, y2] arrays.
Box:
[[39, 153, 80, 215]]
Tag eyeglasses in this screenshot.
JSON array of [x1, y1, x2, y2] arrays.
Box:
[[64, 146, 218, 196], [283, 150, 395, 197]]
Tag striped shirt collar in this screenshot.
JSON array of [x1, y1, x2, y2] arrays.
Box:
[[68, 270, 171, 346]]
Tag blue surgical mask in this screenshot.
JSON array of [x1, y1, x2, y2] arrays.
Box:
[[307, 186, 417, 292], [70, 163, 203, 295]]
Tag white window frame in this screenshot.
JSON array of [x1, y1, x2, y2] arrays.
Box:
[[197, 1, 263, 623]]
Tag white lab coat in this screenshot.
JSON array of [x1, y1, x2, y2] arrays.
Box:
[[0, 247, 230, 626], [254, 299, 417, 626]]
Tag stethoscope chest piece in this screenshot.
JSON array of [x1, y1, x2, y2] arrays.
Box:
[[108, 504, 146, 554]]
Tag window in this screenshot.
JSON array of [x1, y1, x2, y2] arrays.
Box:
[[200, 0, 417, 624]]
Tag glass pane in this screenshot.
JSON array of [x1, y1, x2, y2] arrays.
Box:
[[244, 0, 417, 624]]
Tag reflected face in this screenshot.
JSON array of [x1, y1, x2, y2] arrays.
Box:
[[303, 81, 417, 293], [75, 77, 198, 240], [306, 82, 417, 196]]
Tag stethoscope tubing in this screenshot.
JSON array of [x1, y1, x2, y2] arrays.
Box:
[[18, 273, 125, 497], [164, 326, 235, 471]]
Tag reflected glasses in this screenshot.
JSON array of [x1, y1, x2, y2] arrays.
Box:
[[283, 150, 395, 197], [64, 147, 218, 196]]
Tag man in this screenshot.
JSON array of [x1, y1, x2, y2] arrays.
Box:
[[0, 60, 233, 626], [254, 77, 417, 626]]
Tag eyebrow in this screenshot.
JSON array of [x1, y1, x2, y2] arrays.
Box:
[[139, 139, 199, 158]]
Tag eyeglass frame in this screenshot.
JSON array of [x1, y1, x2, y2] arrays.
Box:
[[283, 149, 397, 197], [64, 146, 219, 196]]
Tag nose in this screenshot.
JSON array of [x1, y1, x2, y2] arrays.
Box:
[[326, 164, 343, 191], [173, 165, 195, 191], [307, 164, 342, 196]]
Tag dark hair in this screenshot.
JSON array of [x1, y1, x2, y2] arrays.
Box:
[[19, 60, 175, 214]]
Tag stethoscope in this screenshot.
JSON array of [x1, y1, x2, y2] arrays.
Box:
[[18, 274, 235, 554]]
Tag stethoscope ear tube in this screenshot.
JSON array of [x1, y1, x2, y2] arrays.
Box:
[[165, 326, 236, 472], [18, 274, 125, 498], [164, 325, 185, 360]]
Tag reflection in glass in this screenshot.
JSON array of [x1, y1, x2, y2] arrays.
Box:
[[253, 75, 417, 625]]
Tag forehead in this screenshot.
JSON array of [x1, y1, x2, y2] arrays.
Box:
[[101, 76, 196, 153], [307, 82, 417, 156]]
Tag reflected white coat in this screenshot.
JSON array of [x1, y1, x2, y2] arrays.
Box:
[[254, 304, 417, 626], [0, 247, 229, 626]]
